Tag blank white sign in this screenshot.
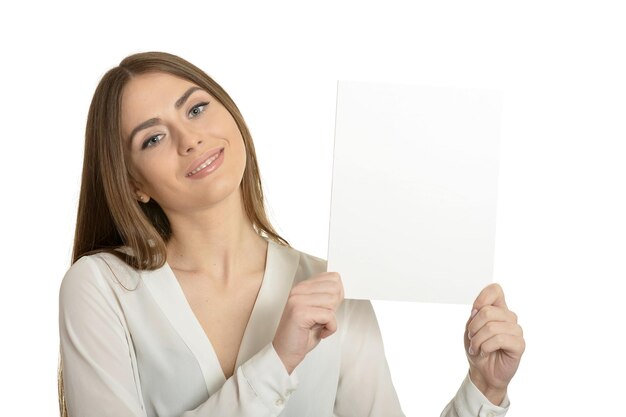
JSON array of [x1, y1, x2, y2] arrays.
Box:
[[327, 81, 502, 304]]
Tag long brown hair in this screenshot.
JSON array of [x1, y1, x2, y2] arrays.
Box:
[[59, 51, 289, 416]]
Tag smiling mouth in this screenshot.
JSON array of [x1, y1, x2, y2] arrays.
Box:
[[186, 149, 223, 177]]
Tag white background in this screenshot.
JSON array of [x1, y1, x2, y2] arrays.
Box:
[[1, 1, 624, 416]]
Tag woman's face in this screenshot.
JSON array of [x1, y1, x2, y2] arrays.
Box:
[[120, 72, 247, 213]]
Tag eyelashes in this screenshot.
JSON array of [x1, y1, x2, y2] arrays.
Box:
[[189, 102, 209, 119], [141, 102, 210, 150], [142, 133, 165, 150]]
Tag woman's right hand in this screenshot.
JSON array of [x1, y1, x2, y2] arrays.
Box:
[[272, 272, 344, 374]]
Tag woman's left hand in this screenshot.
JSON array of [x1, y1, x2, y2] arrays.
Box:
[[465, 283, 525, 405]]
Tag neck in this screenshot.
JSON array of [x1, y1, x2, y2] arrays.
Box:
[[163, 187, 268, 282]]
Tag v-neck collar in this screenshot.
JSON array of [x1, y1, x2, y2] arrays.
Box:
[[141, 239, 301, 396]]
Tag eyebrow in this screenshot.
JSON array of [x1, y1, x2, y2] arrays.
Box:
[[128, 118, 160, 146], [175, 86, 202, 109], [128, 86, 203, 145]]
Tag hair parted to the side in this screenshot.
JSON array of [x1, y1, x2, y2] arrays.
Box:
[[58, 51, 289, 417], [73, 51, 289, 269]]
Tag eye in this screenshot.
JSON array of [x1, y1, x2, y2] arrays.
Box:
[[188, 102, 209, 119], [142, 134, 165, 150]]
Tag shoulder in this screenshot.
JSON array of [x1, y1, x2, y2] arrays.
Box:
[[59, 251, 142, 305], [287, 244, 328, 277], [59, 255, 100, 298]]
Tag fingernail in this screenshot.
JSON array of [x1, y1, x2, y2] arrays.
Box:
[[468, 346, 474, 355], [470, 309, 478, 319]]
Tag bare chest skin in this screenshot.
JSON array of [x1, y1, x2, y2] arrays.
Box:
[[173, 269, 264, 379]]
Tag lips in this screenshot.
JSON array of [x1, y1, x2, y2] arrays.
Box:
[[186, 147, 224, 176]]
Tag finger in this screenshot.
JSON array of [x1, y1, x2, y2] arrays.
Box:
[[305, 271, 342, 284], [476, 333, 526, 358], [468, 321, 523, 356], [289, 293, 341, 311], [320, 317, 338, 339], [291, 283, 344, 307], [467, 306, 518, 338], [292, 272, 342, 290], [291, 279, 344, 299], [296, 306, 336, 330], [472, 283, 507, 312]]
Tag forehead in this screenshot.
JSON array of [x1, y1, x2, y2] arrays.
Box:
[[121, 72, 200, 128]]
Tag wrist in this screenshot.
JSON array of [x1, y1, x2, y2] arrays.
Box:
[[271, 341, 300, 375], [468, 369, 507, 406]]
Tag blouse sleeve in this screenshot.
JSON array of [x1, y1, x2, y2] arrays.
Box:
[[331, 299, 511, 417], [59, 256, 298, 417], [333, 299, 405, 417], [440, 373, 510, 417]]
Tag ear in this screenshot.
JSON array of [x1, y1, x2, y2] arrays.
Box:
[[128, 175, 150, 203]]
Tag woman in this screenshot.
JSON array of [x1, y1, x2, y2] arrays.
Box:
[[58, 51, 525, 417]]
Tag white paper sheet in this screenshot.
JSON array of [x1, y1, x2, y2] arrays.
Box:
[[327, 81, 502, 304]]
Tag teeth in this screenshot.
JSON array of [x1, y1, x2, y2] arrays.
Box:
[[187, 151, 221, 176]]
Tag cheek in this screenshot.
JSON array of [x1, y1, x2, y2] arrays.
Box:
[[230, 123, 246, 151], [130, 155, 173, 191], [235, 134, 247, 168], [126, 160, 146, 186]]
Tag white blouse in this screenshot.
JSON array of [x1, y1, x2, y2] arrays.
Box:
[[59, 238, 510, 417]]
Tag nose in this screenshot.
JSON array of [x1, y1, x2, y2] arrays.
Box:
[[177, 125, 204, 154]]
